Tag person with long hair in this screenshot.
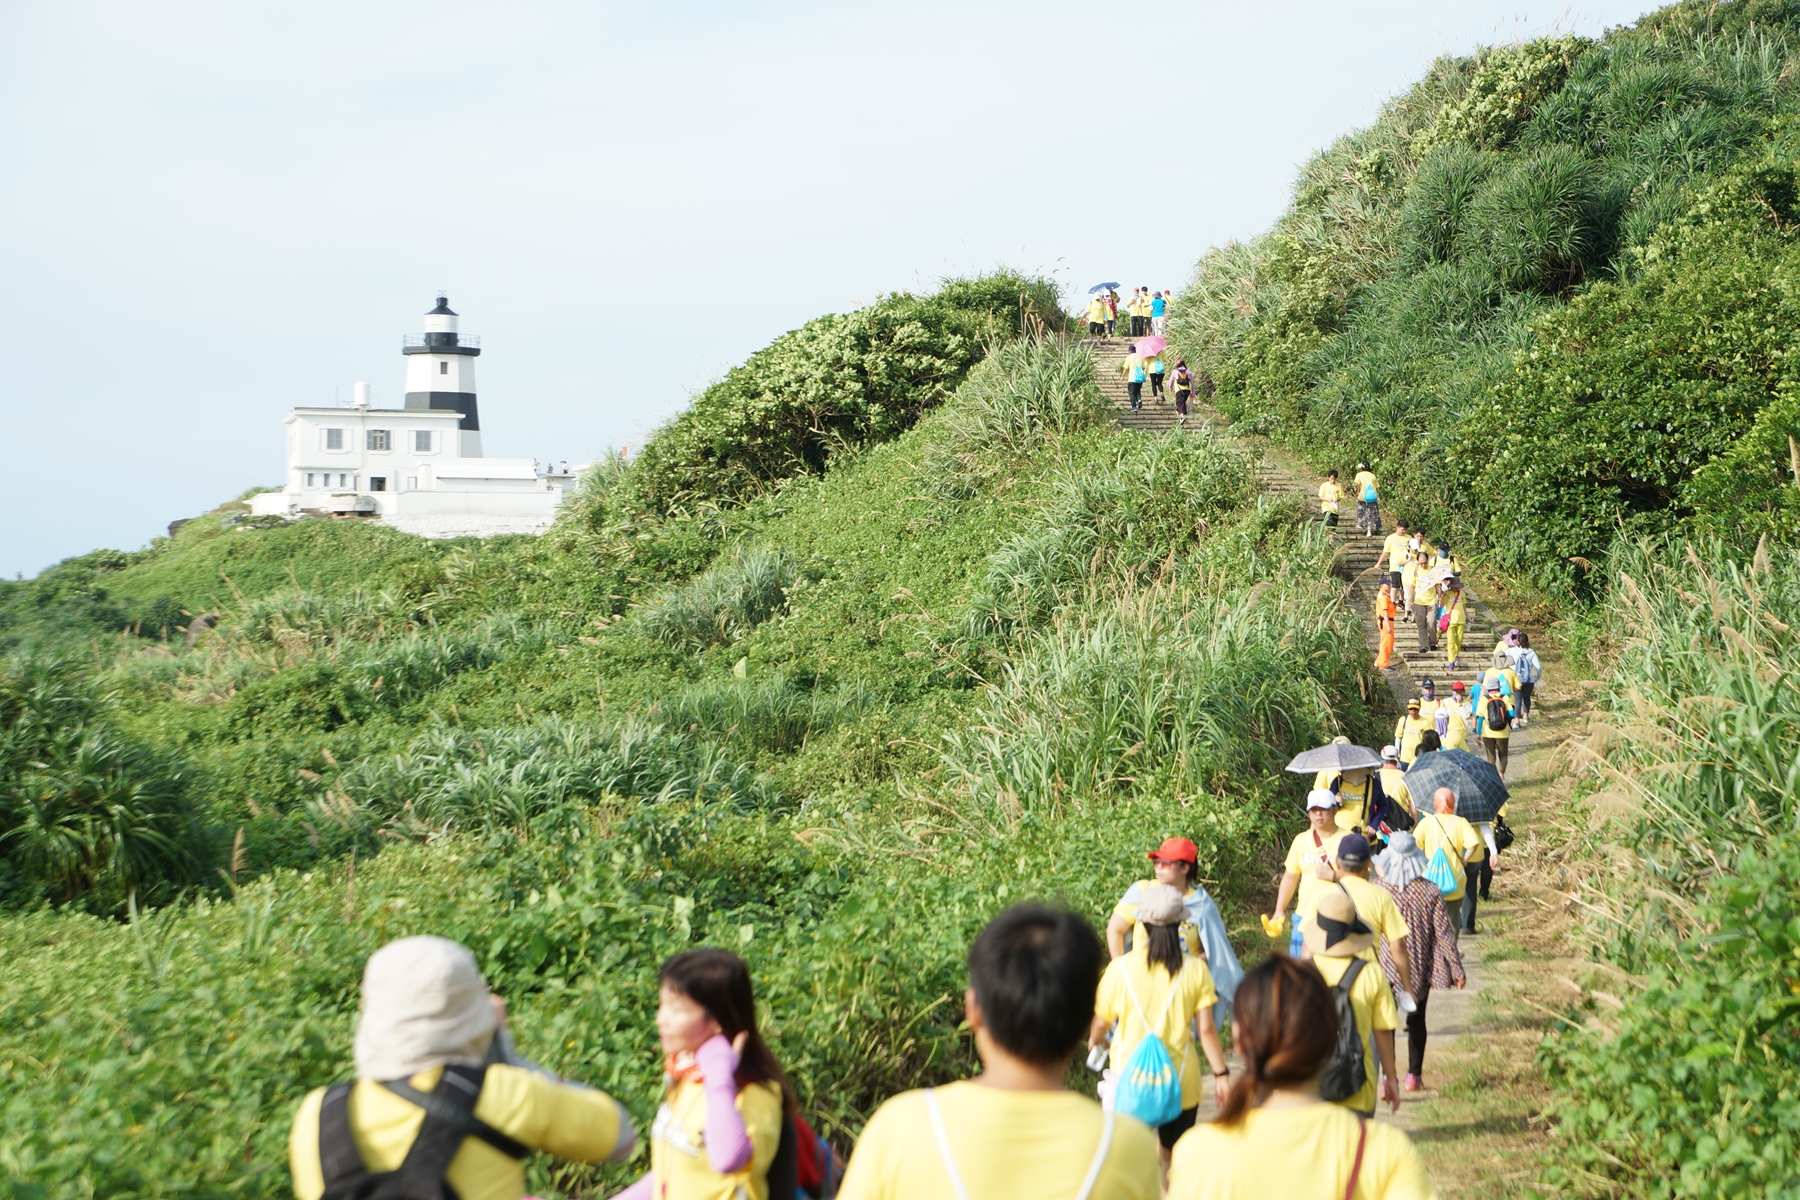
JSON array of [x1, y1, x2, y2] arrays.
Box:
[[1090, 885, 1230, 1169], [838, 904, 1159, 1200], [1165, 958, 1431, 1200], [614, 949, 795, 1200]]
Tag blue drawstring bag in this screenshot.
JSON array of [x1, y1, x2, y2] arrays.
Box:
[[1111, 968, 1184, 1128], [1423, 815, 1462, 896]]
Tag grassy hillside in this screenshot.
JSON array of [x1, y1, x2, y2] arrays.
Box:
[[1171, 2, 1800, 597], [1167, 3, 1800, 1194], [0, 278, 1386, 1196]]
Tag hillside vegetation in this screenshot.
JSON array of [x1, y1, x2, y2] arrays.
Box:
[[0, 279, 1386, 1197], [1167, 2, 1800, 1194]]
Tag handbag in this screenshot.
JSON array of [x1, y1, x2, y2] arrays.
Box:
[[1493, 814, 1515, 851]]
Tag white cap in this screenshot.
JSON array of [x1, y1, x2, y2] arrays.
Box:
[[1306, 787, 1342, 810], [1380, 744, 1399, 760]]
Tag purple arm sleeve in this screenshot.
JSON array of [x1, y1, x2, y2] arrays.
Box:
[[611, 1175, 654, 1200], [694, 1035, 754, 1175]]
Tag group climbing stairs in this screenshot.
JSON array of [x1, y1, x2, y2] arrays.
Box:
[[1085, 336, 1507, 704]]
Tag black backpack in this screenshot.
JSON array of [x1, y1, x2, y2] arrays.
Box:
[[1485, 696, 1511, 732], [1318, 958, 1369, 1104], [318, 1063, 528, 1200]]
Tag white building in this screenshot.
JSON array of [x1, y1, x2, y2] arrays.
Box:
[[250, 295, 574, 536]]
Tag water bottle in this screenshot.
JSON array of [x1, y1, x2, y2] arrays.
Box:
[[1288, 913, 1305, 958]]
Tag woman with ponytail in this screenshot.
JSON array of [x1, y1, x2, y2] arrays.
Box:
[[613, 949, 796, 1200], [1165, 957, 1431, 1199], [1089, 884, 1229, 1167]]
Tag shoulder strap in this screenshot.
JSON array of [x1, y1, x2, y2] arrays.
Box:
[[1117, 961, 1156, 1038], [1344, 1118, 1369, 1200], [317, 1083, 368, 1196], [381, 1064, 530, 1161], [923, 1089, 974, 1200], [1338, 956, 1367, 994], [1072, 1111, 1117, 1200]]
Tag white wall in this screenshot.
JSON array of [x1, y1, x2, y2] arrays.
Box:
[[403, 351, 478, 397]]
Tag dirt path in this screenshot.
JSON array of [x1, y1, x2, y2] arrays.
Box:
[[1091, 355, 1586, 1194]]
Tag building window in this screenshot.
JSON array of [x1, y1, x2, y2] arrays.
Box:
[[406, 476, 418, 491], [337, 473, 348, 488], [305, 473, 315, 487], [324, 428, 344, 451], [413, 429, 433, 452], [367, 429, 390, 451], [439, 361, 448, 375], [370, 477, 386, 492]]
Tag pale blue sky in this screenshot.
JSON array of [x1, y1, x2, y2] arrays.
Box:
[[1, 1, 1655, 578]]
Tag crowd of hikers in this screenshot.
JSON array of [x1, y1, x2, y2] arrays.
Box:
[[289, 814, 1496, 1199], [281, 438, 1543, 1198]]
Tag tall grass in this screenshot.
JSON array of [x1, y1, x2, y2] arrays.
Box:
[[1564, 534, 1800, 962], [638, 546, 797, 650], [944, 572, 1375, 824]]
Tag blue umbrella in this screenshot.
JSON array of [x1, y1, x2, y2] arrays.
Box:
[[1088, 282, 1121, 293], [1402, 748, 1509, 823]]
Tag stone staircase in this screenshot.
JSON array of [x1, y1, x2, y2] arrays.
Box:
[[1084, 340, 1512, 705], [1089, 337, 1185, 433]]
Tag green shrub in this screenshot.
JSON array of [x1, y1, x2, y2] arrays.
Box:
[[626, 272, 1065, 513], [0, 656, 209, 911]]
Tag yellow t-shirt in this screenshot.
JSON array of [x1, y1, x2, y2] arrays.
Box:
[[1414, 813, 1484, 902], [1414, 576, 1438, 607], [1377, 767, 1413, 815], [288, 1064, 625, 1200], [1444, 595, 1466, 627], [1330, 774, 1378, 831], [1381, 532, 1410, 574], [837, 1080, 1161, 1200], [1400, 561, 1420, 591], [1392, 715, 1432, 764], [1284, 828, 1349, 912], [1310, 954, 1400, 1115], [651, 1077, 784, 1200], [1167, 1101, 1434, 1200], [1318, 481, 1342, 512], [1353, 471, 1378, 502], [1095, 948, 1219, 1110], [1112, 881, 1204, 958], [1086, 300, 1106, 323], [1440, 704, 1473, 751], [1298, 877, 1409, 967]]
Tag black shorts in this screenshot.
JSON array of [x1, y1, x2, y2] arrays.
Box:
[[1158, 1105, 1199, 1150]]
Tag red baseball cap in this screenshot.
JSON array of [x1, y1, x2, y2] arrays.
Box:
[[1148, 837, 1198, 864]]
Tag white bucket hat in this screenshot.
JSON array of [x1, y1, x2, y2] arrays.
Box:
[[353, 935, 498, 1081]]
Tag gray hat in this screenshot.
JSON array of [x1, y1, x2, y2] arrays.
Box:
[[1135, 884, 1186, 926]]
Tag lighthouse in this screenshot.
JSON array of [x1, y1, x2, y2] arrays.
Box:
[[403, 294, 482, 457]]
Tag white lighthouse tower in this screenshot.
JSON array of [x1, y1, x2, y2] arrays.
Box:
[[403, 294, 483, 457]]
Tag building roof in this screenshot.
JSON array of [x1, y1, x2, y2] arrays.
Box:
[[286, 407, 462, 419], [428, 294, 457, 316], [434, 459, 538, 480]]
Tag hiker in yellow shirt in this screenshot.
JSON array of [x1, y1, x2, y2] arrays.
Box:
[[1084, 296, 1107, 337], [1441, 681, 1474, 750], [1303, 888, 1401, 1116], [1441, 577, 1468, 670], [1414, 787, 1485, 910], [1377, 744, 1416, 818], [1317, 470, 1342, 528], [1262, 790, 1348, 942], [1410, 551, 1438, 653], [288, 938, 635, 1200], [1393, 697, 1433, 765], [1091, 885, 1230, 1164], [1294, 834, 1413, 998], [1381, 520, 1412, 587], [1165, 958, 1430, 1200], [839, 906, 1161, 1200]]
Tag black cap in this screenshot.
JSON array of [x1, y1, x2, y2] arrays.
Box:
[[1421, 677, 1435, 689], [1338, 834, 1372, 868]]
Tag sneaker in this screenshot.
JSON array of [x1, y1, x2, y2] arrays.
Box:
[[1403, 1074, 1422, 1093]]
